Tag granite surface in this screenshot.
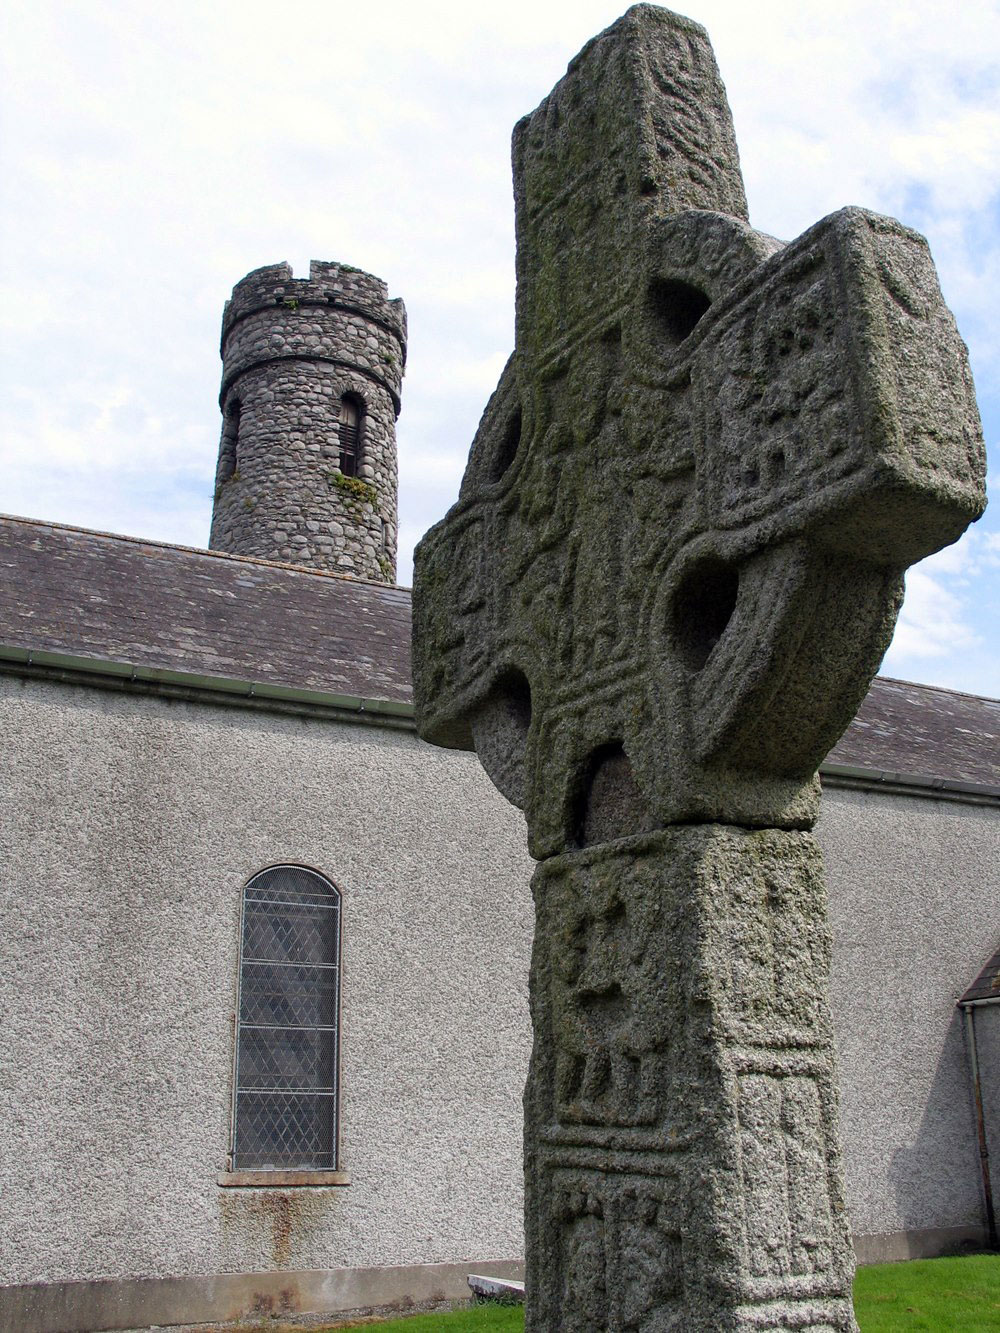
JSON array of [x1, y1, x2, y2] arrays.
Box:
[[411, 5, 986, 1329]]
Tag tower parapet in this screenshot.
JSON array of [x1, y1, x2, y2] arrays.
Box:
[[209, 260, 406, 581]]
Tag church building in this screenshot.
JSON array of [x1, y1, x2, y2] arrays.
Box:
[[1, 259, 998, 1333]]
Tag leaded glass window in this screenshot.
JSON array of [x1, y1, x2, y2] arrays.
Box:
[[232, 865, 342, 1170]]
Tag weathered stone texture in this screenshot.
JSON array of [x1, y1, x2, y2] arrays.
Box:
[[526, 827, 856, 1331], [209, 260, 406, 582], [412, 5, 986, 1330], [414, 162, 985, 859]]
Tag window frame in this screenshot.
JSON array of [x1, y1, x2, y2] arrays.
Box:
[[337, 393, 364, 478], [217, 397, 241, 484], [221, 863, 350, 1188]]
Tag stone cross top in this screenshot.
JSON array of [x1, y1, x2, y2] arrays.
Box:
[[414, 6, 986, 1330]]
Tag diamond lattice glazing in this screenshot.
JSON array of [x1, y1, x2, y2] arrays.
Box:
[[233, 866, 341, 1170]]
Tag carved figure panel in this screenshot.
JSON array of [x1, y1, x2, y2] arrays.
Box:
[[544, 1170, 684, 1332], [738, 1074, 838, 1281]]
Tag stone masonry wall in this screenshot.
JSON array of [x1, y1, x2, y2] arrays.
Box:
[[209, 261, 406, 582]]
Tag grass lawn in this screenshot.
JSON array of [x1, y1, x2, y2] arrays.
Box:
[[322, 1253, 1000, 1331], [327, 1306, 525, 1332], [853, 1253, 1000, 1331]]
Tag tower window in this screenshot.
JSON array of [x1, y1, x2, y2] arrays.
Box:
[[231, 865, 342, 1171], [218, 398, 241, 484], [338, 395, 363, 477]]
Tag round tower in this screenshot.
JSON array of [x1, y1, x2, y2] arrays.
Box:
[[209, 261, 406, 581]]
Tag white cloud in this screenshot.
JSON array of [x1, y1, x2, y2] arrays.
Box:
[[887, 568, 979, 661], [1, 0, 997, 694], [881, 525, 1000, 695]]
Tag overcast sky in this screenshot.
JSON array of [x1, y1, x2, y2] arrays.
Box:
[[2, 0, 998, 696]]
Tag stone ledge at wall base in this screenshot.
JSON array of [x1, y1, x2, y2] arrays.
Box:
[[468, 1273, 526, 1303], [853, 1226, 992, 1267], [0, 1258, 526, 1333], [0, 1228, 989, 1333]]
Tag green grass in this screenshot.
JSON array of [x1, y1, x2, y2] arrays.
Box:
[[316, 1254, 1000, 1331], [329, 1307, 525, 1332], [853, 1253, 1000, 1331]]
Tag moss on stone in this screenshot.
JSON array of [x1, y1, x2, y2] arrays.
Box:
[[328, 472, 376, 507]]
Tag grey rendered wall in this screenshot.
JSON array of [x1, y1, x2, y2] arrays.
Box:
[[3, 675, 998, 1298], [818, 785, 1000, 1256], [0, 676, 535, 1288]]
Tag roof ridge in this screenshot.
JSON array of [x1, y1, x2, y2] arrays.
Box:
[[0, 511, 412, 593], [871, 674, 1000, 707]]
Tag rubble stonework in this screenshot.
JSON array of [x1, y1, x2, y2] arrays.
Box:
[[412, 5, 986, 1330], [209, 260, 406, 582]]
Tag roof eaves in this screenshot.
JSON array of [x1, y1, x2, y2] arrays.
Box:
[[3, 644, 997, 801], [0, 644, 416, 727], [820, 761, 1000, 805], [959, 945, 1000, 1007]]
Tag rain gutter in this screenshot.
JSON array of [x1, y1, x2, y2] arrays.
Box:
[[820, 763, 1000, 807], [0, 644, 415, 731], [3, 645, 998, 799]]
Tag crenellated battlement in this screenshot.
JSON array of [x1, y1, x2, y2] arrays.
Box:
[[222, 261, 407, 349]]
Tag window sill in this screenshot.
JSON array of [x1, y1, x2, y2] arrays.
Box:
[[218, 1169, 351, 1188]]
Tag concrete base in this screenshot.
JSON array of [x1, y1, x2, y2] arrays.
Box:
[[468, 1273, 526, 1302], [0, 1258, 526, 1333], [854, 1225, 989, 1265]]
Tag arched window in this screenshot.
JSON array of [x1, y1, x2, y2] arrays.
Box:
[[231, 865, 342, 1171], [338, 395, 363, 477], [218, 398, 241, 484]]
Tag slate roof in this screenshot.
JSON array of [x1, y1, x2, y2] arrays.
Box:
[[827, 676, 999, 789], [960, 945, 1000, 1005], [0, 513, 997, 789], [0, 514, 412, 705]]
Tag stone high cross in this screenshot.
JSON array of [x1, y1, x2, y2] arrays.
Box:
[[413, 6, 986, 1330]]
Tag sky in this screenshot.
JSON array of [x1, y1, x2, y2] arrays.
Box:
[[1, 0, 998, 697]]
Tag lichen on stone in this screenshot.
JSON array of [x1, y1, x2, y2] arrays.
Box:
[[328, 472, 376, 507]]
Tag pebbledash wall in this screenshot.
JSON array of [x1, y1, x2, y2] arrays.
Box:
[[209, 262, 406, 581], [822, 787, 1000, 1260], [0, 674, 534, 1330], [1, 658, 999, 1332]]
